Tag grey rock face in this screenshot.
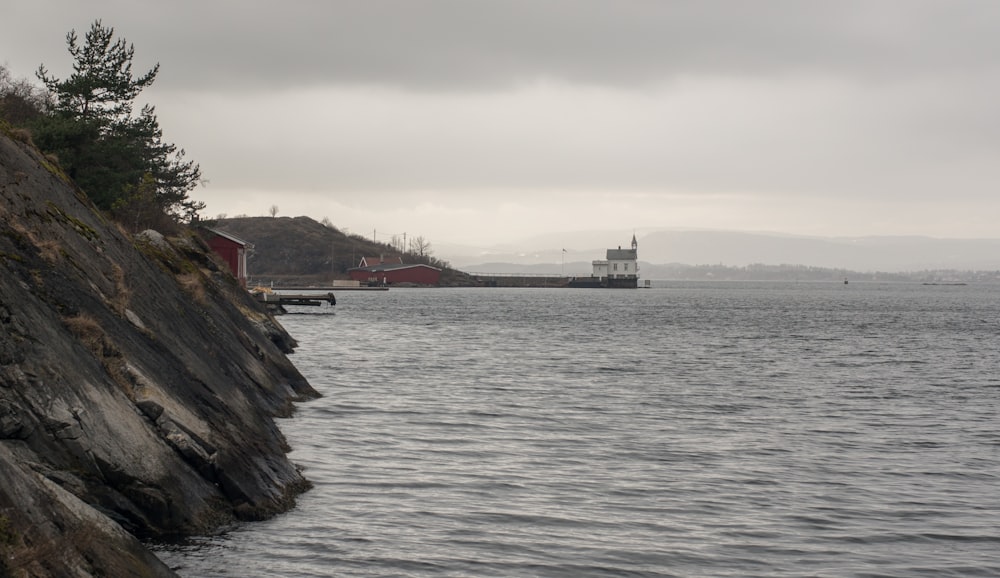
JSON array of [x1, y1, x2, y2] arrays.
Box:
[[0, 131, 318, 576]]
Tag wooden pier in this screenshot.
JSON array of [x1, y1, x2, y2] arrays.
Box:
[[271, 286, 388, 292], [253, 291, 336, 312]]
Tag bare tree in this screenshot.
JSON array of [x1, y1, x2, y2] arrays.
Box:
[[268, 205, 279, 218], [410, 236, 432, 257], [0, 64, 48, 125]]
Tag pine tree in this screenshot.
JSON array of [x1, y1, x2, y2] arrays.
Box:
[[33, 20, 203, 224], [37, 20, 158, 124]]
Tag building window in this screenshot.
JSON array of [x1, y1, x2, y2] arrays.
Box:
[[624, 263, 629, 271], [614, 263, 618, 271]]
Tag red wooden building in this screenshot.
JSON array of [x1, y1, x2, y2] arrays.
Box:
[[348, 260, 441, 286], [204, 228, 249, 287]]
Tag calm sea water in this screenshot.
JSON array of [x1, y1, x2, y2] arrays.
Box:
[[153, 282, 1000, 577]]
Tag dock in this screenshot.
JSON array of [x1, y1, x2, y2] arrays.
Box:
[[271, 286, 388, 292], [253, 291, 336, 312], [467, 273, 569, 288]]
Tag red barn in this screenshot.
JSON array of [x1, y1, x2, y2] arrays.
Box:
[[348, 262, 441, 286], [204, 228, 249, 287]]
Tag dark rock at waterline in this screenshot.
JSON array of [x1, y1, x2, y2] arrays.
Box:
[[0, 128, 318, 576]]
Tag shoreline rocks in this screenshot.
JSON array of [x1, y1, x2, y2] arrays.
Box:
[[1, 130, 318, 576]]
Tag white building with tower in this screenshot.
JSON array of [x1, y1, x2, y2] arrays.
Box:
[[569, 234, 640, 288]]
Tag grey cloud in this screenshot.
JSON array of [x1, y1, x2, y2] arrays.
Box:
[[4, 0, 1000, 244], [28, 0, 997, 92]]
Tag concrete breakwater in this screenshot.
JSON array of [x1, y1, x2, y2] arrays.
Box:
[[468, 273, 570, 287], [0, 129, 318, 576]]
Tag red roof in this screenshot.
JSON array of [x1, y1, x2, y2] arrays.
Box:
[[205, 227, 249, 247], [359, 256, 403, 267]]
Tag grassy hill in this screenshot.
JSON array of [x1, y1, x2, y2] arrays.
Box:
[[205, 215, 471, 286]]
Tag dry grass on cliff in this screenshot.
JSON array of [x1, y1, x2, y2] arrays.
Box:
[[61, 313, 133, 398], [35, 238, 63, 263], [3, 216, 64, 263], [62, 313, 104, 348], [109, 262, 130, 314], [6, 126, 33, 146], [176, 271, 207, 304]]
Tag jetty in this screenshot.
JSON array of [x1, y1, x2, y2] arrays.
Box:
[[468, 273, 569, 288], [252, 291, 336, 313], [271, 285, 388, 292]]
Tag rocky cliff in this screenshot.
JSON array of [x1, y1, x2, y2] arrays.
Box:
[[0, 128, 318, 576]]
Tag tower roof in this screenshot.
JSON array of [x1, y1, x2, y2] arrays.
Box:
[[607, 248, 637, 260]]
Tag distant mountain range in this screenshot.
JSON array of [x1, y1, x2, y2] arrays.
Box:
[[203, 218, 1000, 283], [438, 229, 1000, 274]]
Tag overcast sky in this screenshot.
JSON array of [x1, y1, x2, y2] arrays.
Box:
[[3, 1, 999, 249]]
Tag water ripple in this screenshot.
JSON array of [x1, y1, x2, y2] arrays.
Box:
[[153, 283, 1000, 577]]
